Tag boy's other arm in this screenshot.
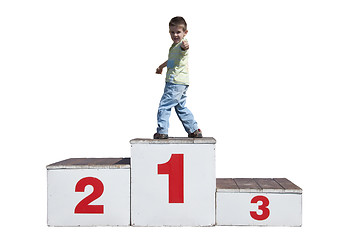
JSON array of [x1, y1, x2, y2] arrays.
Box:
[[156, 60, 167, 74]]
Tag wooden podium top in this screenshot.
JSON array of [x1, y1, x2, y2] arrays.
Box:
[[130, 137, 216, 144], [216, 178, 302, 193], [46, 158, 130, 169]]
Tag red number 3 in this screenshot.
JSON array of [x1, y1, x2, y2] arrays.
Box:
[[74, 177, 104, 214], [250, 195, 270, 220]]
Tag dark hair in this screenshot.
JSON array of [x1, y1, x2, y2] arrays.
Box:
[[169, 16, 187, 31]]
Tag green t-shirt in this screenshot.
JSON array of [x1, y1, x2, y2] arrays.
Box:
[[165, 39, 189, 85]]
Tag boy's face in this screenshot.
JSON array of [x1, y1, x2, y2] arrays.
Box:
[[169, 25, 188, 44]]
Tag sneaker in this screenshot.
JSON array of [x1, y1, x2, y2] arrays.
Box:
[[153, 133, 169, 139], [188, 129, 203, 138]]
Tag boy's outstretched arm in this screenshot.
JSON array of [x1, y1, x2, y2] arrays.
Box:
[[181, 39, 189, 51], [156, 60, 167, 74]]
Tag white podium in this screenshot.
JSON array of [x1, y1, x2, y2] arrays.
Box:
[[47, 158, 130, 226], [216, 178, 302, 226], [46, 138, 303, 227], [130, 138, 216, 226]]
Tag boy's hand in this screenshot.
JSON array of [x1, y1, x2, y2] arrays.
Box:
[[156, 66, 163, 74], [181, 39, 189, 50], [156, 61, 167, 74]]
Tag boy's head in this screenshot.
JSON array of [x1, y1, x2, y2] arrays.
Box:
[[169, 16, 187, 31], [169, 16, 188, 44]]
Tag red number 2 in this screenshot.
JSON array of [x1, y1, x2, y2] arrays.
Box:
[[74, 177, 104, 214], [158, 154, 184, 203], [250, 195, 270, 220]]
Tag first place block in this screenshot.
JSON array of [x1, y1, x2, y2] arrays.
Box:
[[130, 138, 216, 226], [47, 158, 130, 227]]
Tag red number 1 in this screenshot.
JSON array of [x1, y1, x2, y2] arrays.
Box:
[[158, 154, 184, 203]]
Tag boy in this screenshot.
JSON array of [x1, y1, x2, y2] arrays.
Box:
[[154, 16, 202, 139]]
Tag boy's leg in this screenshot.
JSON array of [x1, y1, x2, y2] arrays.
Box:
[[156, 83, 179, 134], [174, 85, 199, 134]]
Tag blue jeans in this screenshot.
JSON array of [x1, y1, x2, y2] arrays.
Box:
[[157, 82, 199, 134]]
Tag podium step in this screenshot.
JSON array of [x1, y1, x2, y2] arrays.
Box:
[[130, 137, 216, 226], [216, 178, 302, 226], [47, 158, 131, 227], [47, 157, 130, 169], [130, 137, 216, 144]]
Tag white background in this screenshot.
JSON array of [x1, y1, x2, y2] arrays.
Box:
[[1, 0, 344, 238]]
